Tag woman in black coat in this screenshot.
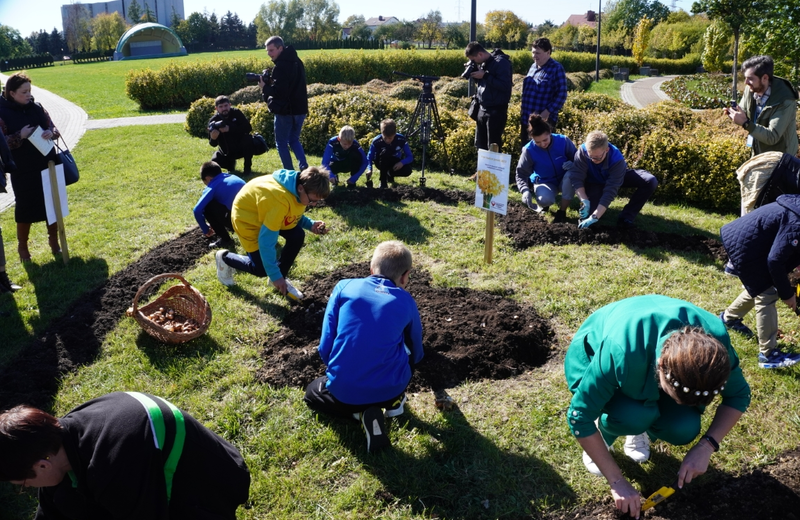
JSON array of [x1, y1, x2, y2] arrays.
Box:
[[0, 73, 60, 262]]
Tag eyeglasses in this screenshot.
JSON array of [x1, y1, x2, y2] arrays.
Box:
[[588, 149, 607, 162]]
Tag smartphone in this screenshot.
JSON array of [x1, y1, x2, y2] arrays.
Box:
[[730, 100, 737, 108]]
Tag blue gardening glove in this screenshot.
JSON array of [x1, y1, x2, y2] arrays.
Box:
[[579, 198, 591, 219], [562, 160, 574, 171], [578, 216, 599, 229], [530, 173, 541, 185]]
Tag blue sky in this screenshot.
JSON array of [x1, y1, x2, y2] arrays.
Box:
[[1, 0, 690, 37]]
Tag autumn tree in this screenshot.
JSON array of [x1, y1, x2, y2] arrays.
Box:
[[701, 19, 731, 73], [484, 10, 528, 49], [255, 0, 304, 44], [91, 12, 128, 51], [63, 3, 92, 52], [300, 0, 340, 41], [632, 16, 653, 66], [417, 10, 442, 49]]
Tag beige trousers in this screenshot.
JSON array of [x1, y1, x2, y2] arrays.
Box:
[[724, 286, 779, 354]]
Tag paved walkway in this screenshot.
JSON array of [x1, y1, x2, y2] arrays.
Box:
[[0, 73, 185, 213], [621, 75, 675, 108]]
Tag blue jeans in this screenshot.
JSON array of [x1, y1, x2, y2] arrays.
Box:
[[274, 114, 308, 171], [585, 168, 658, 223]]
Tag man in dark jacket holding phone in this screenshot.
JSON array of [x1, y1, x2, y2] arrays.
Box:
[[259, 36, 308, 171]]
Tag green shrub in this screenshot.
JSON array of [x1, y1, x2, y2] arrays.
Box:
[[184, 97, 216, 138], [661, 73, 732, 109], [590, 107, 663, 158], [435, 78, 469, 99], [307, 83, 349, 98], [228, 85, 262, 106], [388, 80, 422, 100], [557, 93, 627, 142], [566, 71, 594, 92], [635, 128, 748, 210]]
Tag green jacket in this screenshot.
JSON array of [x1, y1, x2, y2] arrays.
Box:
[[739, 76, 799, 157], [564, 295, 751, 439]]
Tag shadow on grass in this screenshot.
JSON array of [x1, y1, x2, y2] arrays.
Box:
[[314, 404, 576, 518], [136, 330, 227, 369]]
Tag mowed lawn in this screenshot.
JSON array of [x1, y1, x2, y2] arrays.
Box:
[[1, 58, 800, 519]]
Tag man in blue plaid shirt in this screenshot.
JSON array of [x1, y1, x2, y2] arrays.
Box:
[[520, 38, 568, 146]]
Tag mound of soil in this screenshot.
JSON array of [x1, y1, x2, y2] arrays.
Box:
[[499, 203, 727, 261], [255, 263, 555, 391], [546, 449, 800, 519], [0, 229, 209, 410]]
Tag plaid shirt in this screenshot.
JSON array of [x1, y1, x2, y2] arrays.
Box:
[[520, 57, 568, 125]]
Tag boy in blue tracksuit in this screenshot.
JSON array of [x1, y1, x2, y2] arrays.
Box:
[[193, 161, 245, 249], [366, 119, 414, 189], [322, 125, 369, 187], [304, 240, 424, 452]]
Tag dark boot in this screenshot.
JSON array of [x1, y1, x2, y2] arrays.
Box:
[[0, 270, 21, 293], [16, 222, 31, 262], [47, 223, 61, 254], [553, 209, 567, 223], [243, 156, 253, 175]]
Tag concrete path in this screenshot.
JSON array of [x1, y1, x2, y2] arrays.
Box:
[[621, 75, 675, 108], [0, 73, 185, 213]]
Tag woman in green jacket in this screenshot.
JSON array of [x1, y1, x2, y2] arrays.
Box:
[[565, 295, 751, 519]]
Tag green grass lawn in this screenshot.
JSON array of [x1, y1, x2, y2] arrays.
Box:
[[586, 75, 646, 99], [2, 120, 800, 519], [18, 49, 332, 119]]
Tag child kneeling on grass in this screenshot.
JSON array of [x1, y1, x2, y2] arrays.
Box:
[[366, 119, 413, 189], [304, 240, 424, 453], [193, 161, 245, 250], [322, 125, 369, 187], [215, 167, 330, 299]]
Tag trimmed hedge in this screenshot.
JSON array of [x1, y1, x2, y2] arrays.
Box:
[[128, 50, 703, 110], [186, 83, 744, 210], [0, 53, 53, 72], [661, 73, 733, 109]]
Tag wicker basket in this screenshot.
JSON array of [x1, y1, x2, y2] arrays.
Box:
[[131, 273, 212, 344]]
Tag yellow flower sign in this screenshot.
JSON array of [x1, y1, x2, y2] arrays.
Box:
[[474, 150, 510, 215]]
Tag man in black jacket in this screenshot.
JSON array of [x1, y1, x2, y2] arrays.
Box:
[[259, 36, 308, 171], [465, 41, 513, 152], [208, 95, 254, 174]]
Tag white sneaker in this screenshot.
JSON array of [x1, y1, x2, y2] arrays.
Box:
[[623, 433, 651, 463], [215, 250, 235, 286], [284, 279, 304, 301]]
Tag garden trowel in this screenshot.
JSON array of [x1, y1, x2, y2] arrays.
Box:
[[641, 479, 679, 512]]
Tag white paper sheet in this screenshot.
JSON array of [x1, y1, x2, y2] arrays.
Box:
[[41, 163, 69, 225], [29, 126, 55, 156]]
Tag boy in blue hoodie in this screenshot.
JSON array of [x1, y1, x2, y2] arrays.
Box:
[[304, 240, 424, 453], [193, 161, 245, 249]]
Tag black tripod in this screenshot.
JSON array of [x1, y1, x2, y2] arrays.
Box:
[[392, 71, 450, 187]]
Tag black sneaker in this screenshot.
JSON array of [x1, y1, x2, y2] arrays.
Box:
[[0, 271, 21, 293], [617, 218, 635, 229], [553, 209, 567, 223], [359, 406, 390, 453], [720, 311, 754, 338]]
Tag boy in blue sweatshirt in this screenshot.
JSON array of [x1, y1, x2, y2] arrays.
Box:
[[322, 125, 368, 187], [304, 240, 424, 452], [193, 161, 245, 249], [366, 119, 414, 189]]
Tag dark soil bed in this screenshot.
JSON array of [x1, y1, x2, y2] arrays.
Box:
[[255, 262, 555, 391], [545, 449, 800, 519]]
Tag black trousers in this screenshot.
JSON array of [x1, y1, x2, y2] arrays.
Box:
[[223, 225, 305, 278], [203, 199, 233, 242], [475, 105, 508, 151], [303, 376, 406, 418], [212, 149, 253, 173], [374, 151, 412, 184]]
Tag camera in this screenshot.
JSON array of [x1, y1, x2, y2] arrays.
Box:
[[208, 120, 226, 132], [461, 61, 479, 80], [729, 100, 737, 108], [246, 69, 271, 82]]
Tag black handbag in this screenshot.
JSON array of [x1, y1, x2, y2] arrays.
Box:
[[54, 137, 79, 185], [468, 96, 480, 121], [252, 133, 268, 155]]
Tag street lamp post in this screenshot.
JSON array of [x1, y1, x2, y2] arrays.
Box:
[[595, 0, 602, 82]]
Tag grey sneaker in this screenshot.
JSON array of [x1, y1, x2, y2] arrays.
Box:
[[215, 250, 235, 286]]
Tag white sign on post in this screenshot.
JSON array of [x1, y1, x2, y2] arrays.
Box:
[[474, 149, 510, 215], [41, 163, 70, 225]]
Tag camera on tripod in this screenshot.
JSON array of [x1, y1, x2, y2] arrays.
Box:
[[246, 69, 271, 82], [461, 61, 479, 80]]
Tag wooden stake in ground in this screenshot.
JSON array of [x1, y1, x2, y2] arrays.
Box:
[[483, 144, 498, 264], [47, 160, 70, 264]]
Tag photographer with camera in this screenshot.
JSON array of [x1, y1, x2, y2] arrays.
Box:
[[464, 42, 513, 153], [259, 36, 308, 172], [208, 96, 254, 175]]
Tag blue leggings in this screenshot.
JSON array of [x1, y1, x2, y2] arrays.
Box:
[[598, 390, 702, 446]]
